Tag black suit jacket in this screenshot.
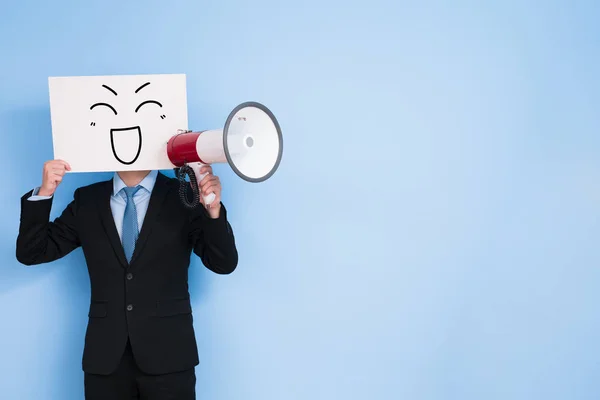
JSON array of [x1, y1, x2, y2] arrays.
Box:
[[16, 172, 238, 375]]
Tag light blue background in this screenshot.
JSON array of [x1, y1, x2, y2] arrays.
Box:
[[1, 0, 599, 399]]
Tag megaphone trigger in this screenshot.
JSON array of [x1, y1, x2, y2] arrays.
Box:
[[189, 162, 216, 206]]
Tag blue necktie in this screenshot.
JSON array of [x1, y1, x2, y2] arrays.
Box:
[[120, 186, 142, 263]]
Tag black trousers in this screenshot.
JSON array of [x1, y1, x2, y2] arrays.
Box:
[[84, 340, 196, 400]]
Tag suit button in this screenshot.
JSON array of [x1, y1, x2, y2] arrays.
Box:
[[126, 273, 133, 280], [127, 304, 133, 311]]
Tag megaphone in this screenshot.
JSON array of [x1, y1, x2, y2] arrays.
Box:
[[167, 101, 283, 208]]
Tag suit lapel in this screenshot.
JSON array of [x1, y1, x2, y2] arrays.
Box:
[[129, 172, 172, 266], [98, 180, 128, 268]]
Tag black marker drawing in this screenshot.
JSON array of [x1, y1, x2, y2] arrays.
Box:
[[135, 82, 150, 93], [110, 126, 142, 165], [89, 82, 165, 165], [102, 84, 118, 96], [90, 102, 118, 115], [135, 100, 163, 113]]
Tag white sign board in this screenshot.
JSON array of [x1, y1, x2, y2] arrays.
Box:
[[48, 74, 188, 172]]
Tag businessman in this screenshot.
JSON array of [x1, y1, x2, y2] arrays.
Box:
[[16, 159, 238, 399]]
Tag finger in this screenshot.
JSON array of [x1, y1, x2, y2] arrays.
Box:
[[202, 183, 221, 197], [56, 160, 71, 170], [203, 190, 220, 205], [201, 183, 220, 196], [200, 176, 219, 191], [48, 160, 71, 171], [49, 174, 63, 184], [206, 194, 221, 209], [199, 165, 213, 175], [200, 192, 218, 205], [46, 169, 65, 180], [51, 168, 67, 176], [201, 183, 220, 197], [46, 165, 68, 176], [199, 174, 214, 187]]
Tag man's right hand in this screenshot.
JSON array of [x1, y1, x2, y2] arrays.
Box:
[[38, 160, 71, 197]]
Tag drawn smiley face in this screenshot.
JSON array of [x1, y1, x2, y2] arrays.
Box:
[[89, 82, 167, 165]]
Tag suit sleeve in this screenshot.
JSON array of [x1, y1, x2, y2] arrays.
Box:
[[16, 188, 81, 266], [28, 186, 53, 201], [189, 203, 238, 274]]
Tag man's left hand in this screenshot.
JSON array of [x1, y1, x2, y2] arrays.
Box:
[[198, 164, 222, 218]]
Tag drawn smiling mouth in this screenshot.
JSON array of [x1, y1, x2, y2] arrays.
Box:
[[110, 126, 142, 165]]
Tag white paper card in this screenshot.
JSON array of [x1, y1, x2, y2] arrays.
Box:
[[48, 74, 188, 172]]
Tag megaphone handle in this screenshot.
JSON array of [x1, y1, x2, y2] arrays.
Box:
[[189, 162, 216, 206]]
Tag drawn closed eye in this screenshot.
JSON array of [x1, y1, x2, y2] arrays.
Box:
[[90, 102, 118, 115], [135, 100, 163, 113]]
